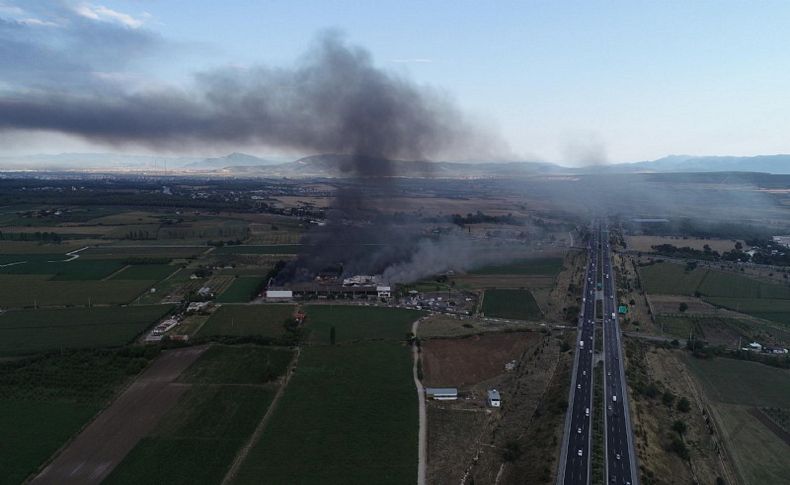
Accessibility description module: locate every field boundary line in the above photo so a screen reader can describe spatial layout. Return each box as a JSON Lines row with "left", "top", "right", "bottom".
{"left": 221, "top": 346, "right": 301, "bottom": 485}
{"left": 412, "top": 317, "right": 427, "bottom": 485}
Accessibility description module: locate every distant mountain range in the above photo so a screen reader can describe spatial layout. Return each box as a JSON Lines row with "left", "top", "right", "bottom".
{"left": 1, "top": 152, "right": 789, "bottom": 176}
{"left": 598, "top": 154, "right": 790, "bottom": 174}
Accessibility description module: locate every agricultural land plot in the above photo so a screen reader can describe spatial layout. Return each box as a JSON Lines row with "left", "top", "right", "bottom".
{"left": 216, "top": 276, "right": 266, "bottom": 303}
{"left": 0, "top": 259, "right": 124, "bottom": 280}
{"left": 196, "top": 304, "right": 295, "bottom": 338}
{"left": 639, "top": 262, "right": 709, "bottom": 295}
{"left": 481, "top": 289, "right": 542, "bottom": 320}
{"left": 178, "top": 344, "right": 293, "bottom": 385}
{"left": 0, "top": 305, "right": 173, "bottom": 356}
{"left": 32, "top": 346, "right": 207, "bottom": 485}
{"left": 109, "top": 264, "right": 177, "bottom": 281}
{"left": 304, "top": 305, "right": 423, "bottom": 344}
{"left": 106, "top": 345, "right": 289, "bottom": 485}
{"left": 232, "top": 341, "right": 417, "bottom": 485}
{"left": 648, "top": 295, "right": 720, "bottom": 315}
{"left": 0, "top": 275, "right": 158, "bottom": 308}
{"left": 704, "top": 297, "right": 790, "bottom": 325}
{"left": 214, "top": 244, "right": 303, "bottom": 255}
{"left": 0, "top": 348, "right": 162, "bottom": 485}
{"left": 80, "top": 246, "right": 206, "bottom": 259}
{"left": 654, "top": 315, "right": 754, "bottom": 346}
{"left": 0, "top": 253, "right": 67, "bottom": 265}
{"left": 468, "top": 256, "right": 564, "bottom": 276}
{"left": 626, "top": 236, "right": 741, "bottom": 254}
{"left": 420, "top": 332, "right": 541, "bottom": 387}
{"left": 682, "top": 355, "right": 790, "bottom": 484}
{"left": 697, "top": 270, "right": 790, "bottom": 299}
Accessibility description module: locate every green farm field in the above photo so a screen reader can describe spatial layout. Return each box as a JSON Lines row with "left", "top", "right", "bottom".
{"left": 682, "top": 356, "right": 790, "bottom": 408}
{"left": 304, "top": 305, "right": 423, "bottom": 344}
{"left": 80, "top": 246, "right": 206, "bottom": 259}
{"left": 216, "top": 276, "right": 265, "bottom": 303}
{"left": 178, "top": 345, "right": 293, "bottom": 385}
{"left": 214, "top": 244, "right": 302, "bottom": 255}
{"left": 232, "top": 342, "right": 417, "bottom": 485}
{"left": 682, "top": 355, "right": 790, "bottom": 484}
{"left": 109, "top": 264, "right": 177, "bottom": 281}
{"left": 0, "top": 275, "right": 157, "bottom": 308}
{"left": 469, "top": 256, "right": 564, "bottom": 276}
{"left": 704, "top": 297, "right": 790, "bottom": 325}
{"left": 640, "top": 262, "right": 790, "bottom": 299}
{"left": 0, "top": 259, "right": 124, "bottom": 280}
{"left": 196, "top": 304, "right": 295, "bottom": 338}
{"left": 0, "top": 349, "right": 158, "bottom": 484}
{"left": 482, "top": 289, "right": 542, "bottom": 320}
{"left": 0, "top": 305, "right": 172, "bottom": 356}
{"left": 107, "top": 345, "right": 285, "bottom": 485}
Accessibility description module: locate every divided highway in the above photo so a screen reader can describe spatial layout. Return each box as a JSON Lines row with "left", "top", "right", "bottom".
{"left": 602, "top": 228, "right": 638, "bottom": 485}
{"left": 557, "top": 230, "right": 598, "bottom": 485}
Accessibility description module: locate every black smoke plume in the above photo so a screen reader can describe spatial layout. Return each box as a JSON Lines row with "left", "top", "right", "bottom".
{"left": 0, "top": 31, "right": 497, "bottom": 282}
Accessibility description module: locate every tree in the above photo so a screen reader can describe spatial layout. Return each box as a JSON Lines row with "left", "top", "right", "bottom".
{"left": 672, "top": 420, "right": 687, "bottom": 435}
{"left": 678, "top": 302, "right": 689, "bottom": 313}
{"left": 677, "top": 397, "right": 691, "bottom": 412}
{"left": 329, "top": 326, "right": 336, "bottom": 345}
{"left": 662, "top": 390, "right": 675, "bottom": 407}
{"left": 669, "top": 435, "right": 689, "bottom": 459}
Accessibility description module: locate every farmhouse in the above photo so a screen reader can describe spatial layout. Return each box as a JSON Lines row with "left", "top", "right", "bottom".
{"left": 266, "top": 290, "right": 293, "bottom": 300}
{"left": 425, "top": 387, "right": 458, "bottom": 401}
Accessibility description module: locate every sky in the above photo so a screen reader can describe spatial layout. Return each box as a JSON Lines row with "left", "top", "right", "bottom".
{"left": 2, "top": 0, "right": 790, "bottom": 165}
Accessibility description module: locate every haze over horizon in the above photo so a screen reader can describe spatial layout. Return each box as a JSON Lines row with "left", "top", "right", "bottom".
{"left": 3, "top": 1, "right": 790, "bottom": 165}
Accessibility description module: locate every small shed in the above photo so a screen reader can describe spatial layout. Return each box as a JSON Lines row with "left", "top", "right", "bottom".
{"left": 425, "top": 387, "right": 458, "bottom": 401}
{"left": 266, "top": 290, "right": 293, "bottom": 299}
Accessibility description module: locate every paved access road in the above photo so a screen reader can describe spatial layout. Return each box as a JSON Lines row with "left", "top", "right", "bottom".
{"left": 558, "top": 231, "right": 598, "bottom": 485}
{"left": 602, "top": 229, "right": 638, "bottom": 485}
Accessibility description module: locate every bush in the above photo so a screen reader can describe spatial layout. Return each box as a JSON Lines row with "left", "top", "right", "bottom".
{"left": 672, "top": 420, "right": 687, "bottom": 435}
{"left": 669, "top": 435, "right": 689, "bottom": 460}
{"left": 662, "top": 390, "right": 676, "bottom": 407}
{"left": 677, "top": 397, "right": 691, "bottom": 413}
{"left": 502, "top": 440, "right": 522, "bottom": 462}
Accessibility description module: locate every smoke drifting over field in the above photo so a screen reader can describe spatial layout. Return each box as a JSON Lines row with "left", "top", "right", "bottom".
{"left": 0, "top": 32, "right": 491, "bottom": 162}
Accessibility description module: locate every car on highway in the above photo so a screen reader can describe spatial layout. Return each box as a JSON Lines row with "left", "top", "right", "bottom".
{"left": 577, "top": 427, "right": 582, "bottom": 434}
{"left": 577, "top": 449, "right": 583, "bottom": 457}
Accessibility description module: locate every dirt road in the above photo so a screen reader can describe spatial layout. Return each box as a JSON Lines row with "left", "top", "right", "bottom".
{"left": 31, "top": 345, "right": 208, "bottom": 485}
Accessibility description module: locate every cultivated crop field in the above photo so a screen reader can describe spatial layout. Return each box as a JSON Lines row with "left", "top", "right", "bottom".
{"left": 481, "top": 289, "right": 542, "bottom": 320}
{"left": 196, "top": 304, "right": 295, "bottom": 338}
{"left": 304, "top": 305, "right": 422, "bottom": 344}
{"left": 469, "top": 256, "right": 564, "bottom": 276}
{"left": 0, "top": 305, "right": 173, "bottom": 356}
{"left": 682, "top": 356, "right": 790, "bottom": 484}
{"left": 639, "top": 262, "right": 709, "bottom": 295}
{"left": 178, "top": 345, "right": 293, "bottom": 385}
{"left": 81, "top": 246, "right": 206, "bottom": 259}
{"left": 0, "top": 348, "right": 159, "bottom": 484}
{"left": 214, "top": 244, "right": 302, "bottom": 255}
{"left": 641, "top": 262, "right": 790, "bottom": 324}
{"left": 704, "top": 297, "right": 790, "bottom": 325}
{"left": 109, "top": 264, "right": 177, "bottom": 281}
{"left": 216, "top": 276, "right": 265, "bottom": 303}
{"left": 232, "top": 342, "right": 417, "bottom": 485}
{"left": 106, "top": 345, "right": 287, "bottom": 485}
{"left": 0, "top": 275, "right": 157, "bottom": 308}
{"left": 0, "top": 259, "right": 124, "bottom": 279}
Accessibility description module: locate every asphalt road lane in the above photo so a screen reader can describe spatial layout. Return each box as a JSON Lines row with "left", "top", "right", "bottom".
{"left": 602, "top": 231, "right": 638, "bottom": 485}
{"left": 558, "top": 232, "right": 599, "bottom": 485}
